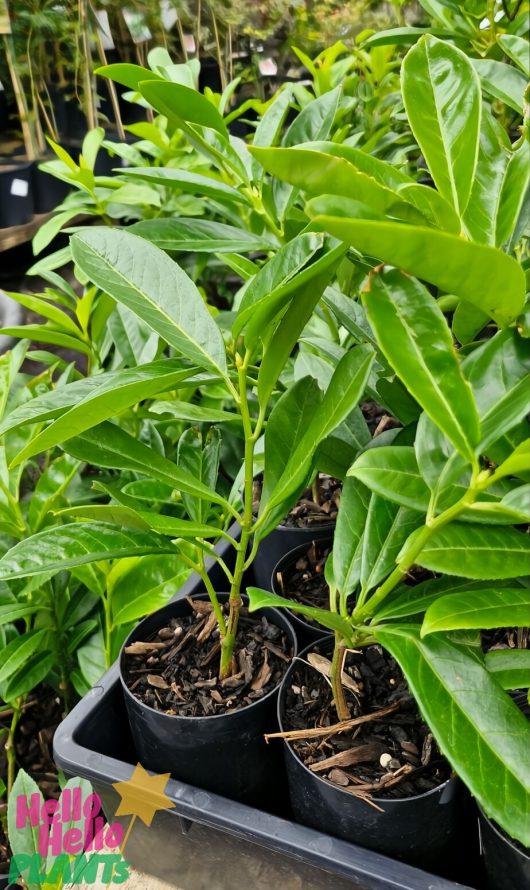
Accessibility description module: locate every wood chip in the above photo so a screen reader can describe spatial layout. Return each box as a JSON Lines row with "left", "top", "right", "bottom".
{"left": 147, "top": 675, "right": 169, "bottom": 690}
{"left": 309, "top": 742, "right": 383, "bottom": 773}
{"left": 221, "top": 671, "right": 245, "bottom": 688}
{"left": 124, "top": 641, "right": 169, "bottom": 656}
{"left": 186, "top": 597, "right": 213, "bottom": 614}
{"left": 251, "top": 651, "right": 272, "bottom": 691}
{"left": 264, "top": 641, "right": 291, "bottom": 662}
{"left": 421, "top": 732, "right": 433, "bottom": 766}
{"left": 197, "top": 611, "right": 218, "bottom": 643}
{"left": 265, "top": 700, "right": 404, "bottom": 742}
{"left": 328, "top": 768, "right": 350, "bottom": 787}
{"left": 210, "top": 689, "right": 224, "bottom": 704}
{"left": 307, "top": 653, "right": 361, "bottom": 695}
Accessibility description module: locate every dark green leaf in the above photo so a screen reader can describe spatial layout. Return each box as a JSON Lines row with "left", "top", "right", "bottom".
{"left": 422, "top": 588, "right": 530, "bottom": 635}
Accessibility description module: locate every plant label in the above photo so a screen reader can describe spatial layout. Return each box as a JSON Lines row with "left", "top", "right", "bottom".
{"left": 11, "top": 179, "right": 29, "bottom": 198}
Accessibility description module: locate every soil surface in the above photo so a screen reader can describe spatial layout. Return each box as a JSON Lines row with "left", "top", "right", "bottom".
{"left": 254, "top": 474, "right": 341, "bottom": 530}
{"left": 281, "top": 644, "right": 451, "bottom": 803}
{"left": 361, "top": 400, "right": 401, "bottom": 436}
{"left": 274, "top": 538, "right": 333, "bottom": 623}
{"left": 122, "top": 598, "right": 293, "bottom": 717}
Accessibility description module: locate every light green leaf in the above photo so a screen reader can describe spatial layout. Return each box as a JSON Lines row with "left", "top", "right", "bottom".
{"left": 362, "top": 268, "right": 480, "bottom": 461}
{"left": 402, "top": 35, "right": 481, "bottom": 214}
{"left": 122, "top": 167, "right": 248, "bottom": 204}
{"left": 472, "top": 58, "right": 526, "bottom": 112}
{"left": 129, "top": 218, "right": 276, "bottom": 253}
{"left": 497, "top": 35, "right": 530, "bottom": 76}
{"left": 140, "top": 79, "right": 228, "bottom": 137}
{"left": 71, "top": 228, "right": 228, "bottom": 379}
{"left": 307, "top": 210, "right": 525, "bottom": 327}
{"left": 246, "top": 586, "right": 352, "bottom": 638}
{"left": 112, "top": 555, "right": 190, "bottom": 626}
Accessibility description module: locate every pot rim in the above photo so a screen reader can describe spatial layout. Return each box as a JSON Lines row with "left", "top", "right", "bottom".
{"left": 120, "top": 592, "right": 298, "bottom": 724}
{"left": 271, "top": 536, "right": 335, "bottom": 634}
{"left": 277, "top": 636, "right": 457, "bottom": 805}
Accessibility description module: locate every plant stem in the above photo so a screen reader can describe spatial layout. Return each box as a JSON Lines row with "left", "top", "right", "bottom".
{"left": 219, "top": 352, "right": 258, "bottom": 679}
{"left": 6, "top": 701, "right": 22, "bottom": 796}
{"left": 330, "top": 635, "right": 350, "bottom": 721}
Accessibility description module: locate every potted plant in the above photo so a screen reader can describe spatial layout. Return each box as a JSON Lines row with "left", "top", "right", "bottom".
{"left": 0, "top": 211, "right": 376, "bottom": 811}
{"left": 248, "top": 262, "right": 530, "bottom": 866}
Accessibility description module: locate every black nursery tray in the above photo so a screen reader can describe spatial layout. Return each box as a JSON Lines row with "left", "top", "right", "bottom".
{"left": 53, "top": 553, "right": 481, "bottom": 890}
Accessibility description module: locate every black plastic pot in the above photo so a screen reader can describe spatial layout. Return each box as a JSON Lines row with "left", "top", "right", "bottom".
{"left": 271, "top": 537, "right": 333, "bottom": 646}
{"left": 479, "top": 809, "right": 530, "bottom": 890}
{"left": 252, "top": 522, "right": 335, "bottom": 590}
{"left": 120, "top": 593, "right": 297, "bottom": 812}
{"left": 53, "top": 533, "right": 479, "bottom": 890}
{"left": 0, "top": 160, "right": 34, "bottom": 228}
{"left": 31, "top": 161, "right": 70, "bottom": 214}
{"left": 278, "top": 638, "right": 468, "bottom": 878}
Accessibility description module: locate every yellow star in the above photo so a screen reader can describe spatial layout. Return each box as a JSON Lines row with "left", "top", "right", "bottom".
{"left": 112, "top": 763, "right": 175, "bottom": 827}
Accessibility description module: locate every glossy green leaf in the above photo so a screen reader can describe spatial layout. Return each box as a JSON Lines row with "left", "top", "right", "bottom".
{"left": 233, "top": 233, "right": 323, "bottom": 339}
{"left": 262, "top": 376, "right": 322, "bottom": 505}
{"left": 256, "top": 245, "right": 346, "bottom": 408}
{"left": 307, "top": 210, "right": 525, "bottom": 327}
{"left": 462, "top": 110, "right": 510, "bottom": 245}
{"left": 0, "top": 629, "right": 50, "bottom": 684}
{"left": 402, "top": 35, "right": 481, "bottom": 214}
{"left": 0, "top": 359, "right": 196, "bottom": 439}
{"left": 147, "top": 401, "right": 239, "bottom": 424}
{"left": 372, "top": 576, "right": 503, "bottom": 622}
{"left": 4, "top": 291, "right": 80, "bottom": 336}
{"left": 408, "top": 523, "right": 530, "bottom": 579}
{"left": 140, "top": 79, "right": 228, "bottom": 137}
{"left": 4, "top": 652, "right": 55, "bottom": 700}
{"left": 495, "top": 143, "right": 530, "bottom": 249}
{"left": 111, "top": 555, "right": 190, "bottom": 626}
{"left": 284, "top": 86, "right": 341, "bottom": 146}
{"left": 122, "top": 168, "right": 248, "bottom": 204}
{"left": 62, "top": 422, "right": 230, "bottom": 511}
{"left": 71, "top": 228, "right": 228, "bottom": 379}
{"left": 253, "top": 87, "right": 293, "bottom": 148}
{"left": 330, "top": 478, "right": 371, "bottom": 595}
{"left": 96, "top": 63, "right": 162, "bottom": 91}
{"left": 177, "top": 427, "right": 220, "bottom": 524}
{"left": 246, "top": 586, "right": 352, "bottom": 638}
{"left": 375, "top": 625, "right": 530, "bottom": 846}
{"left": 0, "top": 603, "right": 42, "bottom": 626}
{"left": 108, "top": 304, "right": 158, "bottom": 366}
{"left": 472, "top": 58, "right": 526, "bottom": 112}
{"left": 129, "top": 218, "right": 276, "bottom": 253}
{"left": 257, "top": 345, "right": 374, "bottom": 538}
{"left": 0, "top": 523, "right": 177, "bottom": 580}
{"left": 8, "top": 362, "right": 199, "bottom": 467}
{"left": 349, "top": 447, "right": 430, "bottom": 511}
{"left": 250, "top": 147, "right": 401, "bottom": 214}
{"left": 0, "top": 325, "right": 91, "bottom": 357}
{"left": 362, "top": 268, "right": 480, "bottom": 461}
{"left": 485, "top": 649, "right": 530, "bottom": 690}
{"left": 497, "top": 35, "right": 530, "bottom": 76}
{"left": 360, "top": 500, "right": 422, "bottom": 595}
{"left": 422, "top": 588, "right": 530, "bottom": 636}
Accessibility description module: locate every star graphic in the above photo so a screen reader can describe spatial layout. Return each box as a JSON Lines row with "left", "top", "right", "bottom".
{"left": 112, "top": 763, "right": 175, "bottom": 828}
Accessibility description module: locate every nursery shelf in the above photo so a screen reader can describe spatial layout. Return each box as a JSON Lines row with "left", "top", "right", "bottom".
{"left": 0, "top": 212, "right": 53, "bottom": 252}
